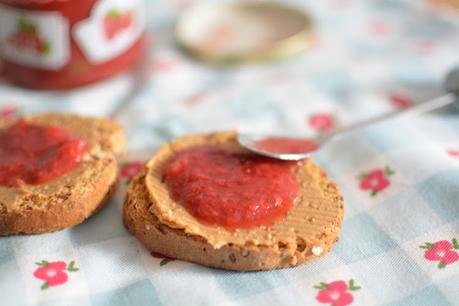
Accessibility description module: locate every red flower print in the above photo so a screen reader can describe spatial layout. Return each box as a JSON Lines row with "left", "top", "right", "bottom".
{"left": 0, "top": 105, "right": 18, "bottom": 119}
{"left": 415, "top": 41, "right": 434, "bottom": 55}
{"left": 420, "top": 239, "right": 459, "bottom": 269}
{"left": 309, "top": 113, "right": 334, "bottom": 132}
{"left": 314, "top": 279, "right": 360, "bottom": 306}
{"left": 120, "top": 161, "right": 143, "bottom": 183}
{"left": 390, "top": 94, "right": 413, "bottom": 109}
{"left": 447, "top": 149, "right": 459, "bottom": 159}
{"left": 33, "top": 260, "right": 79, "bottom": 290}
{"left": 184, "top": 93, "right": 206, "bottom": 106}
{"left": 151, "top": 58, "right": 177, "bottom": 73}
{"left": 369, "top": 20, "right": 389, "bottom": 36}
{"left": 151, "top": 251, "right": 176, "bottom": 266}
{"left": 358, "top": 166, "right": 394, "bottom": 197}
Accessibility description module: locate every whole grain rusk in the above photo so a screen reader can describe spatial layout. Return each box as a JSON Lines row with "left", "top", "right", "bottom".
{"left": 0, "top": 113, "right": 126, "bottom": 235}
{"left": 123, "top": 131, "right": 344, "bottom": 271}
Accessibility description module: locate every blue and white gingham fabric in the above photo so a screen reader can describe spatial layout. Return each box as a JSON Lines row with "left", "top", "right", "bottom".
{"left": 1, "top": 0, "right": 459, "bottom": 305}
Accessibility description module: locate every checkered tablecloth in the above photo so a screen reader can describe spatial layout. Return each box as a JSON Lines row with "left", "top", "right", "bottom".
{"left": 1, "top": 0, "right": 459, "bottom": 305}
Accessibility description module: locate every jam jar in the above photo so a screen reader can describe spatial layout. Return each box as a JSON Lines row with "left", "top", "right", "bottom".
{"left": 0, "top": 0, "right": 146, "bottom": 89}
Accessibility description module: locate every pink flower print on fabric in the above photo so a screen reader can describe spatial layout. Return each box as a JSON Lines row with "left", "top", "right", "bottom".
{"left": 150, "top": 251, "right": 176, "bottom": 266}
{"left": 358, "top": 166, "right": 395, "bottom": 197}
{"left": 33, "top": 260, "right": 79, "bottom": 290}
{"left": 120, "top": 161, "right": 143, "bottom": 184}
{"left": 315, "top": 279, "right": 361, "bottom": 306}
{"left": 420, "top": 239, "right": 459, "bottom": 269}
{"left": 447, "top": 149, "right": 459, "bottom": 159}
{"left": 309, "top": 113, "right": 334, "bottom": 132}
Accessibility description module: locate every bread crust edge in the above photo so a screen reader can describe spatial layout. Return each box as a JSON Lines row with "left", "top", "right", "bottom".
{"left": 124, "top": 175, "right": 342, "bottom": 271}
{"left": 0, "top": 113, "right": 126, "bottom": 235}
{"left": 0, "top": 167, "right": 119, "bottom": 235}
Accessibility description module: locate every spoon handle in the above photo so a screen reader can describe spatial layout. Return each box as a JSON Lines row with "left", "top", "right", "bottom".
{"left": 322, "top": 92, "right": 457, "bottom": 143}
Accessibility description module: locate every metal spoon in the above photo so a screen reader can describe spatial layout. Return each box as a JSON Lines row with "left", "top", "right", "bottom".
{"left": 238, "top": 66, "right": 459, "bottom": 160}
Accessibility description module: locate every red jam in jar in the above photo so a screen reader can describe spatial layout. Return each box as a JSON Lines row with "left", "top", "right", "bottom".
{"left": 0, "top": 0, "right": 146, "bottom": 89}
{"left": 0, "top": 121, "right": 89, "bottom": 187}
{"left": 164, "top": 146, "right": 300, "bottom": 230}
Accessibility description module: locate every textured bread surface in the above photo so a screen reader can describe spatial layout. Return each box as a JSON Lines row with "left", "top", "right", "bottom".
{"left": 124, "top": 131, "right": 344, "bottom": 271}
{"left": 0, "top": 113, "right": 126, "bottom": 235}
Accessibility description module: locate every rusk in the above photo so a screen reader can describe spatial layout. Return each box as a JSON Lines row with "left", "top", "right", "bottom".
{"left": 0, "top": 113, "right": 126, "bottom": 235}
{"left": 124, "top": 131, "right": 344, "bottom": 271}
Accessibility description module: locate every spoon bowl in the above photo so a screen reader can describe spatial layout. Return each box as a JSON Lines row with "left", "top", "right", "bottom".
{"left": 237, "top": 134, "right": 318, "bottom": 160}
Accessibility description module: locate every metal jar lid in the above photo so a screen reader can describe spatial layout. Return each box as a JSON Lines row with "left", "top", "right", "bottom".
{"left": 175, "top": 2, "right": 314, "bottom": 64}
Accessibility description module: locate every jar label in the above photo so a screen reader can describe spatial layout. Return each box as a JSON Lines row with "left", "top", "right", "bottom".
{"left": 0, "top": 5, "right": 70, "bottom": 70}
{"left": 73, "top": 0, "right": 146, "bottom": 64}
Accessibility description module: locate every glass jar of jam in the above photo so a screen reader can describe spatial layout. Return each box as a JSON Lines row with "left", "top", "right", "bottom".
{"left": 0, "top": 0, "right": 146, "bottom": 89}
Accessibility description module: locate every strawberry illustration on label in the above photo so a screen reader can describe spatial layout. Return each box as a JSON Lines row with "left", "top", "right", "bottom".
{"left": 103, "top": 10, "right": 133, "bottom": 40}
{"left": 73, "top": 0, "right": 146, "bottom": 64}
{"left": 7, "top": 17, "right": 51, "bottom": 56}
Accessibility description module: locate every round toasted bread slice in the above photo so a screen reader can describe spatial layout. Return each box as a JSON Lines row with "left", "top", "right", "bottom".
{"left": 0, "top": 113, "right": 126, "bottom": 235}
{"left": 123, "top": 131, "right": 343, "bottom": 271}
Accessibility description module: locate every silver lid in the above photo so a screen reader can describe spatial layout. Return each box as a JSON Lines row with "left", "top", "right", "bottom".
{"left": 175, "top": 2, "right": 314, "bottom": 64}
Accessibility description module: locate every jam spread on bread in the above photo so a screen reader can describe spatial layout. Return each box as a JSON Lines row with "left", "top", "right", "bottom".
{"left": 164, "top": 146, "right": 299, "bottom": 230}
{"left": 0, "top": 121, "right": 88, "bottom": 187}
{"left": 254, "top": 137, "right": 318, "bottom": 154}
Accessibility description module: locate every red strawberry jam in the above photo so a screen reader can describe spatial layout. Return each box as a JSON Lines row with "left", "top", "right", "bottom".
{"left": 0, "top": 121, "right": 89, "bottom": 187}
{"left": 255, "top": 137, "right": 318, "bottom": 154}
{"left": 164, "top": 146, "right": 300, "bottom": 230}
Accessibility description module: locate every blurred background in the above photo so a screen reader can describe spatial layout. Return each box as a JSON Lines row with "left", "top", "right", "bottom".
{"left": 0, "top": 0, "right": 459, "bottom": 153}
